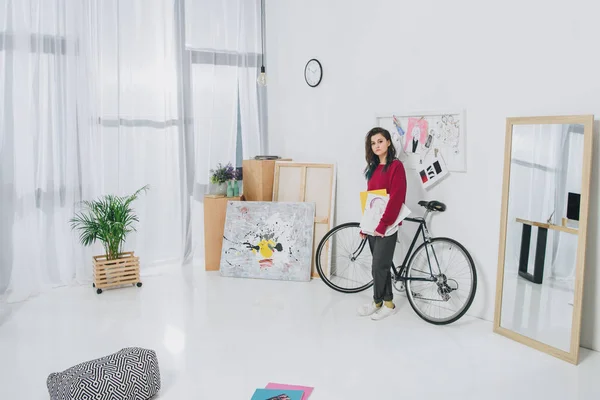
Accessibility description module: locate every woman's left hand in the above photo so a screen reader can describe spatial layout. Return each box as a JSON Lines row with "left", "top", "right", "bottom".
{"left": 374, "top": 231, "right": 385, "bottom": 237}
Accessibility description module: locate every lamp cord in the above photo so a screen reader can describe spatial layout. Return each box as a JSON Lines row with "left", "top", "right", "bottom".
{"left": 260, "top": 0, "right": 265, "bottom": 69}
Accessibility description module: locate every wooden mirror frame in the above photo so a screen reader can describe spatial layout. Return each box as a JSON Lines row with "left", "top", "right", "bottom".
{"left": 493, "top": 115, "right": 594, "bottom": 364}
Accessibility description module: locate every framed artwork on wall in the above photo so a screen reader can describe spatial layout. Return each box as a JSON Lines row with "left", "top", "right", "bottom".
{"left": 375, "top": 110, "right": 466, "bottom": 172}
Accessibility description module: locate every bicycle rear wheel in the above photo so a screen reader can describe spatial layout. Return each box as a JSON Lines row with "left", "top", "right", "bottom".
{"left": 405, "top": 237, "right": 477, "bottom": 325}
{"left": 315, "top": 222, "right": 373, "bottom": 293}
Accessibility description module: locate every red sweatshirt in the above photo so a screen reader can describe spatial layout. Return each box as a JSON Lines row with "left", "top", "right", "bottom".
{"left": 367, "top": 160, "right": 407, "bottom": 235}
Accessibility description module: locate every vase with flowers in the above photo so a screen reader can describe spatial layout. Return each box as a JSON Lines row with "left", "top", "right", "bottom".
{"left": 209, "top": 162, "right": 236, "bottom": 196}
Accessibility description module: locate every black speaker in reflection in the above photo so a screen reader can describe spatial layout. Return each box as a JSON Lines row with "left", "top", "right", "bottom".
{"left": 566, "top": 192, "right": 580, "bottom": 221}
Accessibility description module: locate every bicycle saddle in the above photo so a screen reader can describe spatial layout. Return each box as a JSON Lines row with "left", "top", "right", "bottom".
{"left": 418, "top": 200, "right": 446, "bottom": 212}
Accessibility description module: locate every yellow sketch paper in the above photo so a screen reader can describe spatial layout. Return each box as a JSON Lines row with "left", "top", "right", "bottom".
{"left": 360, "top": 189, "right": 387, "bottom": 214}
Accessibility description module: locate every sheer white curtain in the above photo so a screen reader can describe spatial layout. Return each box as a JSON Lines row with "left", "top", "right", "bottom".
{"left": 88, "top": 0, "right": 186, "bottom": 267}
{"left": 0, "top": 0, "right": 265, "bottom": 302}
{"left": 0, "top": 0, "right": 93, "bottom": 302}
{"left": 184, "top": 0, "right": 265, "bottom": 262}
{"left": 550, "top": 125, "right": 583, "bottom": 281}
{"left": 0, "top": 0, "right": 189, "bottom": 303}
{"left": 185, "top": 0, "right": 263, "bottom": 187}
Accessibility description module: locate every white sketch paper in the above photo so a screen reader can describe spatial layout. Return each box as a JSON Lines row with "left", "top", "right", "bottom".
{"left": 360, "top": 193, "right": 411, "bottom": 236}
{"left": 220, "top": 201, "right": 315, "bottom": 282}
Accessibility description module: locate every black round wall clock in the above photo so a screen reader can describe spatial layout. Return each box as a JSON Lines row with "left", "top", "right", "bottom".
{"left": 304, "top": 59, "right": 323, "bottom": 87}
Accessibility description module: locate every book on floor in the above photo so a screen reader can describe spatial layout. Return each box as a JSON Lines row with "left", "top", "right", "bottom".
{"left": 251, "top": 388, "right": 304, "bottom": 400}
{"left": 265, "top": 383, "right": 313, "bottom": 400}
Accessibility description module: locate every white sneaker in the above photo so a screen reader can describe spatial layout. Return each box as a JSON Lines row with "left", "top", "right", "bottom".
{"left": 371, "top": 304, "right": 397, "bottom": 320}
{"left": 357, "top": 302, "right": 381, "bottom": 316}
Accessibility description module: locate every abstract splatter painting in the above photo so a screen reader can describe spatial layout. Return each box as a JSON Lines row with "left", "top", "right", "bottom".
{"left": 220, "top": 201, "right": 315, "bottom": 282}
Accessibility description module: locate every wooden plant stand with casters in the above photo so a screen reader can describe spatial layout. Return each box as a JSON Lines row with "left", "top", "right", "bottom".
{"left": 92, "top": 252, "right": 141, "bottom": 294}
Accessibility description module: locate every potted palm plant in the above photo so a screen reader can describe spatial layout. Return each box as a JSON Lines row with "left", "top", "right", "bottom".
{"left": 70, "top": 185, "right": 149, "bottom": 294}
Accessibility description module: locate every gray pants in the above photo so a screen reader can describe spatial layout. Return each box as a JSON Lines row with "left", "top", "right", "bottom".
{"left": 368, "top": 232, "right": 398, "bottom": 303}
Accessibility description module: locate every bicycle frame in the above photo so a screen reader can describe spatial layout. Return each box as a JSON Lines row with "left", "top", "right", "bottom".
{"left": 356, "top": 210, "right": 439, "bottom": 282}
{"left": 351, "top": 209, "right": 442, "bottom": 283}
{"left": 390, "top": 216, "right": 438, "bottom": 283}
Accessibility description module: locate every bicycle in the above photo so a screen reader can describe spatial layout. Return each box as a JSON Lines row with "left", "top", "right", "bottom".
{"left": 315, "top": 200, "right": 477, "bottom": 325}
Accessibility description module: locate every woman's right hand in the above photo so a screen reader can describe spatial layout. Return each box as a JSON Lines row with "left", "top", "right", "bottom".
{"left": 359, "top": 232, "right": 366, "bottom": 240}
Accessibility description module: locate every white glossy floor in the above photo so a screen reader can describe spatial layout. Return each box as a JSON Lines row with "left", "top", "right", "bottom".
{"left": 501, "top": 272, "right": 575, "bottom": 352}
{"left": 1, "top": 266, "right": 599, "bottom": 399}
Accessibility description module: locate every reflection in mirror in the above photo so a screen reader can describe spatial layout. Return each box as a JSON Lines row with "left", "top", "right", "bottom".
{"left": 496, "top": 118, "right": 592, "bottom": 362}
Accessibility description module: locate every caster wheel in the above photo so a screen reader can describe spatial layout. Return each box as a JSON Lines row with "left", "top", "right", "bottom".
{"left": 136, "top": 282, "right": 142, "bottom": 288}
{"left": 96, "top": 288, "right": 103, "bottom": 294}
{"left": 93, "top": 283, "right": 96, "bottom": 288}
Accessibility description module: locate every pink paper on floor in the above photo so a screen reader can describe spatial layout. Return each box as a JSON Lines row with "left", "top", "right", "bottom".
{"left": 265, "top": 383, "right": 314, "bottom": 400}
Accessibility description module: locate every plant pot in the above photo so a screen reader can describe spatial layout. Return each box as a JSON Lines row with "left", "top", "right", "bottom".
{"left": 92, "top": 251, "right": 141, "bottom": 294}
{"left": 209, "top": 182, "right": 227, "bottom": 196}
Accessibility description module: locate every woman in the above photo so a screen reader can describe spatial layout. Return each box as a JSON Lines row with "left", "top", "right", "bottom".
{"left": 358, "top": 127, "right": 407, "bottom": 321}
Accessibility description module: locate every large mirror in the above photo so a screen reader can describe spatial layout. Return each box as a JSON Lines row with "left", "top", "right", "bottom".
{"left": 494, "top": 115, "right": 594, "bottom": 364}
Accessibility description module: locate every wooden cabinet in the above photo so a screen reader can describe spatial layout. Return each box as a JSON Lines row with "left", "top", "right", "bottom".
{"left": 242, "top": 158, "right": 291, "bottom": 201}
{"left": 203, "top": 195, "right": 242, "bottom": 271}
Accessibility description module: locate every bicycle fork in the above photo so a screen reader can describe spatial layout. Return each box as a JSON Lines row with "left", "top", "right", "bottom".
{"left": 352, "top": 238, "right": 369, "bottom": 261}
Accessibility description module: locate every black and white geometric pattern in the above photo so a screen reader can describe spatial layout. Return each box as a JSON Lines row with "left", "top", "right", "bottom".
{"left": 47, "top": 347, "right": 161, "bottom": 400}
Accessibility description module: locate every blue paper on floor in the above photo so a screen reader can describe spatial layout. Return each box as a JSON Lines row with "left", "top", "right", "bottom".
{"left": 251, "top": 388, "right": 304, "bottom": 400}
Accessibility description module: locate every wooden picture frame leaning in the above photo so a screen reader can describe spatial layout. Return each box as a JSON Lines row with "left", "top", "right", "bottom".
{"left": 272, "top": 162, "right": 336, "bottom": 278}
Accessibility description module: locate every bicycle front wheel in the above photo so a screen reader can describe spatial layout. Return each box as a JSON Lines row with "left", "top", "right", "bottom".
{"left": 405, "top": 237, "right": 477, "bottom": 325}
{"left": 315, "top": 222, "right": 374, "bottom": 293}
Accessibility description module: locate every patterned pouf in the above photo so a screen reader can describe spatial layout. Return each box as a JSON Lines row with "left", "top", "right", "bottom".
{"left": 47, "top": 347, "right": 161, "bottom": 400}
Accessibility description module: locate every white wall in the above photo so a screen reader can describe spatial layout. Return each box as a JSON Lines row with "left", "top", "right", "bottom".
{"left": 265, "top": 0, "right": 600, "bottom": 350}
